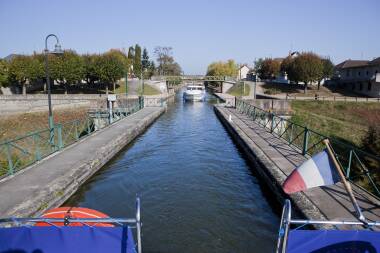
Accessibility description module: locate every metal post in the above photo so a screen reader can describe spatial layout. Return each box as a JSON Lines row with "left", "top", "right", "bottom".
{"left": 57, "top": 124, "right": 63, "bottom": 150}
{"left": 6, "top": 143, "right": 14, "bottom": 175}
{"left": 302, "top": 127, "right": 309, "bottom": 155}
{"left": 33, "top": 134, "right": 41, "bottom": 161}
{"left": 136, "top": 197, "right": 142, "bottom": 253}
{"left": 347, "top": 150, "right": 353, "bottom": 178}
{"left": 45, "top": 53, "right": 54, "bottom": 146}
{"left": 44, "top": 34, "right": 63, "bottom": 147}
{"left": 270, "top": 113, "right": 275, "bottom": 133}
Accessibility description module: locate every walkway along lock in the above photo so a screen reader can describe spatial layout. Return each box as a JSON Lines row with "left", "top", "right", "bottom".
{"left": 234, "top": 98, "right": 380, "bottom": 198}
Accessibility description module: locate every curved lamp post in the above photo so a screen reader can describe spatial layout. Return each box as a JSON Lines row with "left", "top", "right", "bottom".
{"left": 44, "top": 34, "right": 63, "bottom": 146}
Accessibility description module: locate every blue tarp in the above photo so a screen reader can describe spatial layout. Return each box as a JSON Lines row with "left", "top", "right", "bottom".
{"left": 287, "top": 230, "right": 380, "bottom": 253}
{"left": 0, "top": 226, "right": 136, "bottom": 253}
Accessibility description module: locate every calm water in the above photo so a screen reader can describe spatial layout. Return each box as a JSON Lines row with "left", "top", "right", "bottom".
{"left": 65, "top": 91, "right": 279, "bottom": 253}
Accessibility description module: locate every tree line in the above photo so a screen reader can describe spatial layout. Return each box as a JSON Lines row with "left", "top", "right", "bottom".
{"left": 0, "top": 45, "right": 182, "bottom": 95}
{"left": 255, "top": 52, "right": 334, "bottom": 93}
{"left": 206, "top": 59, "right": 238, "bottom": 77}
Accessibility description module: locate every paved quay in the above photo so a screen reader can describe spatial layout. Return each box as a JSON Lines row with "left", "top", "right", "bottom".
{"left": 214, "top": 105, "right": 380, "bottom": 228}
{"left": 0, "top": 106, "right": 165, "bottom": 218}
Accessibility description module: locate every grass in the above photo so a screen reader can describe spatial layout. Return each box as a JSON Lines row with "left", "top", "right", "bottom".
{"left": 290, "top": 100, "right": 380, "bottom": 146}
{"left": 0, "top": 108, "right": 89, "bottom": 142}
{"left": 227, "top": 82, "right": 250, "bottom": 96}
{"left": 114, "top": 80, "right": 161, "bottom": 95}
{"left": 137, "top": 84, "right": 161, "bottom": 95}
{"left": 262, "top": 82, "right": 362, "bottom": 97}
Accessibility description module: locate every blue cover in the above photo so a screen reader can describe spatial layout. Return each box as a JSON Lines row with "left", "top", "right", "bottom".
{"left": 287, "top": 230, "right": 380, "bottom": 253}
{"left": 0, "top": 226, "right": 136, "bottom": 253}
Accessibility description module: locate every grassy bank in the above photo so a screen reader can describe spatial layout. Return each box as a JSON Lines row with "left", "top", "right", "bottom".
{"left": 0, "top": 108, "right": 89, "bottom": 142}
{"left": 227, "top": 82, "right": 250, "bottom": 96}
{"left": 290, "top": 100, "right": 380, "bottom": 146}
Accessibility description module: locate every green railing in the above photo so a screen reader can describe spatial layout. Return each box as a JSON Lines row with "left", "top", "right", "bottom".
{"left": 0, "top": 99, "right": 142, "bottom": 179}
{"left": 235, "top": 98, "right": 380, "bottom": 198}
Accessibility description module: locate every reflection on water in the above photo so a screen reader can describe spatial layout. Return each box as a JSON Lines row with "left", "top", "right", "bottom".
{"left": 65, "top": 91, "right": 279, "bottom": 253}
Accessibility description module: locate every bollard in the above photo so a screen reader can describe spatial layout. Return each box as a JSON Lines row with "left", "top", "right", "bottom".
{"left": 229, "top": 114, "right": 232, "bottom": 122}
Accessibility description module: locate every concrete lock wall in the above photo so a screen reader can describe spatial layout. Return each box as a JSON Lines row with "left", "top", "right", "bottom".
{"left": 0, "top": 94, "right": 142, "bottom": 116}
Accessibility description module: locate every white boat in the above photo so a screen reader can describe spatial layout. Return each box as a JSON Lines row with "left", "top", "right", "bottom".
{"left": 183, "top": 84, "right": 206, "bottom": 101}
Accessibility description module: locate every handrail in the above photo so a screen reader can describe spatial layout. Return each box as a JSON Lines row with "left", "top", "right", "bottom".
{"left": 0, "top": 99, "right": 142, "bottom": 179}
{"left": 235, "top": 98, "right": 380, "bottom": 198}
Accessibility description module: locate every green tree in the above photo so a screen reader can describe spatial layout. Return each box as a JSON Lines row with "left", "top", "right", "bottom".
{"left": 319, "top": 58, "right": 334, "bottom": 89}
{"left": 280, "top": 56, "right": 297, "bottom": 82}
{"left": 8, "top": 55, "right": 43, "bottom": 95}
{"left": 0, "top": 59, "right": 9, "bottom": 87}
{"left": 49, "top": 50, "right": 85, "bottom": 94}
{"left": 83, "top": 54, "right": 100, "bottom": 85}
{"left": 134, "top": 44, "right": 142, "bottom": 78}
{"left": 206, "top": 60, "right": 238, "bottom": 77}
{"left": 292, "top": 52, "right": 323, "bottom": 93}
{"left": 258, "top": 58, "right": 281, "bottom": 80}
{"left": 142, "top": 48, "right": 150, "bottom": 77}
{"left": 94, "top": 53, "right": 124, "bottom": 94}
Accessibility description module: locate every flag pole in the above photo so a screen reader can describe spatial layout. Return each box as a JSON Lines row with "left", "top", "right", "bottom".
{"left": 323, "top": 139, "right": 366, "bottom": 222}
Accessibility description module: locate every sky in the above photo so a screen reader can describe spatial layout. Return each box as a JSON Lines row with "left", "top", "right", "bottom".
{"left": 0, "top": 0, "right": 379, "bottom": 74}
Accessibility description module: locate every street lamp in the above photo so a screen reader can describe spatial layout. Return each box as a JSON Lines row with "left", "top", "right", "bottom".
{"left": 44, "top": 34, "right": 63, "bottom": 145}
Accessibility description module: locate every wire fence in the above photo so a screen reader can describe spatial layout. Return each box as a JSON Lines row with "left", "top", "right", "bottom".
{"left": 235, "top": 98, "right": 380, "bottom": 198}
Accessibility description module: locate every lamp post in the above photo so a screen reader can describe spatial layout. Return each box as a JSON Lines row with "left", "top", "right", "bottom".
{"left": 44, "top": 34, "right": 63, "bottom": 145}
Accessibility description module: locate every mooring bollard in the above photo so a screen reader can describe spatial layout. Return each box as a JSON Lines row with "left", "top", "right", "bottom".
{"left": 229, "top": 114, "right": 232, "bottom": 122}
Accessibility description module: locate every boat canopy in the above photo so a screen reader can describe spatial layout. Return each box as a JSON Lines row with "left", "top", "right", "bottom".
{"left": 287, "top": 230, "right": 380, "bottom": 252}
{"left": 277, "top": 199, "right": 380, "bottom": 253}
{"left": 0, "top": 226, "right": 136, "bottom": 253}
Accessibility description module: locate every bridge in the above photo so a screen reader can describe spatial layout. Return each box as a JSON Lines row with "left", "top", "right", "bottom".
{"left": 152, "top": 75, "right": 237, "bottom": 82}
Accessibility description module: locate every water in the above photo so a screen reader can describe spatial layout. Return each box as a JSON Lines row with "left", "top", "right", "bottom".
{"left": 65, "top": 91, "right": 279, "bottom": 253}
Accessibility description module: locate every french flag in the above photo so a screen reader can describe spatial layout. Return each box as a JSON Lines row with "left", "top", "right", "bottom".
{"left": 283, "top": 149, "right": 340, "bottom": 194}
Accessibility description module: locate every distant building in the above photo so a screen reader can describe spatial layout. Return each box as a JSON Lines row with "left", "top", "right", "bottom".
{"left": 237, "top": 65, "right": 250, "bottom": 80}
{"left": 335, "top": 57, "right": 380, "bottom": 97}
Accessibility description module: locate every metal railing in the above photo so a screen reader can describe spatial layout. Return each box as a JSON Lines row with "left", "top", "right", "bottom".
{"left": 0, "top": 99, "right": 142, "bottom": 179}
{"left": 235, "top": 98, "right": 380, "bottom": 198}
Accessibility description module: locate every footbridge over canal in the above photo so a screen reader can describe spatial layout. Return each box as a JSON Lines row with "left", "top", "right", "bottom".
{"left": 214, "top": 95, "right": 380, "bottom": 227}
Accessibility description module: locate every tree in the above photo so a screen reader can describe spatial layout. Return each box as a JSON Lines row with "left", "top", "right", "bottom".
{"left": 0, "top": 59, "right": 9, "bottom": 87}
{"left": 94, "top": 53, "right": 124, "bottom": 94}
{"left": 292, "top": 52, "right": 323, "bottom": 93}
{"left": 134, "top": 44, "right": 142, "bottom": 78}
{"left": 258, "top": 58, "right": 281, "bottom": 80}
{"left": 83, "top": 54, "right": 100, "bottom": 85}
{"left": 154, "top": 46, "right": 182, "bottom": 76}
{"left": 280, "top": 56, "right": 297, "bottom": 82}
{"left": 206, "top": 59, "right": 238, "bottom": 77}
{"left": 319, "top": 58, "right": 334, "bottom": 89}
{"left": 8, "top": 55, "right": 43, "bottom": 95}
{"left": 49, "top": 50, "right": 85, "bottom": 94}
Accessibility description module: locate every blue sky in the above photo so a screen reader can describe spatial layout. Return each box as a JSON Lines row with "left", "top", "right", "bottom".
{"left": 0, "top": 0, "right": 379, "bottom": 74}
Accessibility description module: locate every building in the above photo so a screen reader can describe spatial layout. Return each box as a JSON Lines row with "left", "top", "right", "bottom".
{"left": 237, "top": 65, "right": 250, "bottom": 80}
{"left": 335, "top": 58, "right": 380, "bottom": 97}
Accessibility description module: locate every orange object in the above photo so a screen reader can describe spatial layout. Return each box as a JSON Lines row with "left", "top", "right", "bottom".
{"left": 35, "top": 207, "right": 114, "bottom": 227}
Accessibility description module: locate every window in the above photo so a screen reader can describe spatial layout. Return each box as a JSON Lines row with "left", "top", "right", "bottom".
{"left": 352, "top": 83, "right": 355, "bottom": 90}
{"left": 368, "top": 82, "right": 372, "bottom": 91}
{"left": 346, "top": 70, "right": 350, "bottom": 77}
{"left": 366, "top": 71, "right": 369, "bottom": 76}
{"left": 359, "top": 82, "right": 363, "bottom": 90}
{"left": 358, "top": 71, "right": 361, "bottom": 76}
